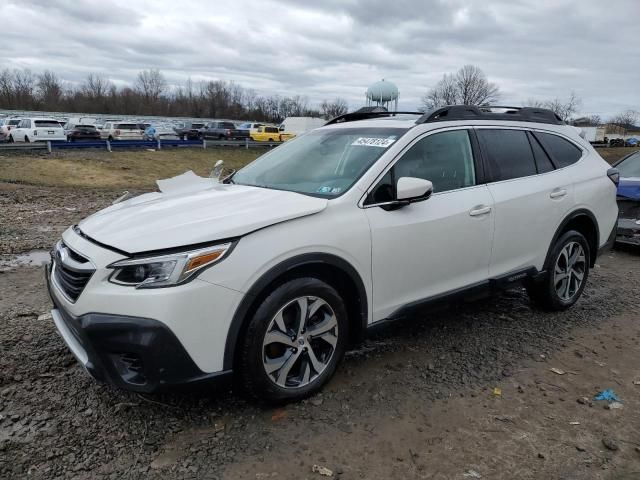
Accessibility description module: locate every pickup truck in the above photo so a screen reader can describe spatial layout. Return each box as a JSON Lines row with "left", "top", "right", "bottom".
{"left": 174, "top": 121, "right": 206, "bottom": 140}
{"left": 201, "top": 121, "right": 250, "bottom": 140}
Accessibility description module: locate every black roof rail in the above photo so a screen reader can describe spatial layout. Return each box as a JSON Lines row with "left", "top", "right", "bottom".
{"left": 325, "top": 107, "right": 424, "bottom": 125}
{"left": 416, "top": 105, "right": 564, "bottom": 125}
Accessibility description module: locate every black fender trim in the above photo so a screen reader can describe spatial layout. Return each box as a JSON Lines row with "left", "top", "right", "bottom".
{"left": 223, "top": 253, "right": 368, "bottom": 370}
{"left": 547, "top": 209, "right": 600, "bottom": 267}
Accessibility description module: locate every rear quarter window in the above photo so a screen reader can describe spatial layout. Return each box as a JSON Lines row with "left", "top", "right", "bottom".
{"left": 477, "top": 129, "right": 537, "bottom": 181}
{"left": 534, "top": 132, "right": 582, "bottom": 168}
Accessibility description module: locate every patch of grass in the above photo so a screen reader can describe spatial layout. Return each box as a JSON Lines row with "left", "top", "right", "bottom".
{"left": 597, "top": 147, "right": 639, "bottom": 164}
{"left": 0, "top": 147, "right": 263, "bottom": 189}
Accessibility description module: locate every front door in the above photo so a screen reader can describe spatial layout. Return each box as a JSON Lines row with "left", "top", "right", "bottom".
{"left": 364, "top": 128, "right": 494, "bottom": 321}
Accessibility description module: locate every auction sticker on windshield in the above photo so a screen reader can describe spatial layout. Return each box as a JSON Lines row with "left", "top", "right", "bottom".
{"left": 351, "top": 137, "right": 396, "bottom": 148}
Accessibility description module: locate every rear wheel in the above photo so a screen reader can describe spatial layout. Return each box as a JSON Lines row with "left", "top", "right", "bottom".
{"left": 239, "top": 277, "right": 348, "bottom": 403}
{"left": 24, "top": 135, "right": 30, "bottom": 143}
{"left": 527, "top": 230, "right": 590, "bottom": 311}
{"left": 8, "top": 135, "right": 13, "bottom": 143}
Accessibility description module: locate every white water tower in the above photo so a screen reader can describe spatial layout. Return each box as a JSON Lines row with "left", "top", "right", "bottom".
{"left": 365, "top": 79, "right": 399, "bottom": 110}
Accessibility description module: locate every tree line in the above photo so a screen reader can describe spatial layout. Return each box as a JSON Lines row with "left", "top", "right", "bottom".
{"left": 0, "top": 68, "right": 349, "bottom": 123}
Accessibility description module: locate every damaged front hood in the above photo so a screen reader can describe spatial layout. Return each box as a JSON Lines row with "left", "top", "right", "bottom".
{"left": 79, "top": 177, "right": 328, "bottom": 253}
{"left": 617, "top": 177, "right": 640, "bottom": 201}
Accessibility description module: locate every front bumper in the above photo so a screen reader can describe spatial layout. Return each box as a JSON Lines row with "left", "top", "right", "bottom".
{"left": 46, "top": 263, "right": 232, "bottom": 393}
{"left": 616, "top": 218, "right": 640, "bottom": 246}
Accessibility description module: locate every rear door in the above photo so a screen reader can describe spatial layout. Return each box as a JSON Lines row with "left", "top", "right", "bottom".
{"left": 476, "top": 128, "right": 575, "bottom": 276}
{"left": 365, "top": 128, "right": 495, "bottom": 320}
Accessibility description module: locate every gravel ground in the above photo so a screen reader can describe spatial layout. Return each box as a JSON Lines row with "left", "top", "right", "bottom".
{"left": 1, "top": 182, "right": 640, "bottom": 479}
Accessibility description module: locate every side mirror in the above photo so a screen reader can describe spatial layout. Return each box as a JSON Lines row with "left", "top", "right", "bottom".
{"left": 396, "top": 177, "right": 433, "bottom": 202}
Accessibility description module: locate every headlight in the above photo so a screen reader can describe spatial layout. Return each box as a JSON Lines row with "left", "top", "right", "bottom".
{"left": 108, "top": 243, "right": 232, "bottom": 288}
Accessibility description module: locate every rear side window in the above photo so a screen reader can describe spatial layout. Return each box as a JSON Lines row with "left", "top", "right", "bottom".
{"left": 534, "top": 132, "right": 582, "bottom": 168}
{"left": 527, "top": 132, "right": 555, "bottom": 174}
{"left": 116, "top": 123, "right": 138, "bottom": 130}
{"left": 220, "top": 122, "right": 236, "bottom": 129}
{"left": 477, "top": 129, "right": 536, "bottom": 181}
{"left": 265, "top": 127, "right": 279, "bottom": 133}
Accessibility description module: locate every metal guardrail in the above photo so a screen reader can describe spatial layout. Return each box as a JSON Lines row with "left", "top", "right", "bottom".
{"left": 0, "top": 138, "right": 283, "bottom": 153}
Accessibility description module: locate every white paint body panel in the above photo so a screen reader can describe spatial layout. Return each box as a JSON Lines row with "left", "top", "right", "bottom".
{"left": 48, "top": 118, "right": 619, "bottom": 377}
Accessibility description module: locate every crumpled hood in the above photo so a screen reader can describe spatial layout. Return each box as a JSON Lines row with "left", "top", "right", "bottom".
{"left": 79, "top": 183, "right": 327, "bottom": 254}
{"left": 617, "top": 177, "right": 640, "bottom": 201}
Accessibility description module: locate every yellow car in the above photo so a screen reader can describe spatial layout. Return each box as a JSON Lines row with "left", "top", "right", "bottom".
{"left": 250, "top": 126, "right": 281, "bottom": 142}
{"left": 278, "top": 131, "right": 296, "bottom": 142}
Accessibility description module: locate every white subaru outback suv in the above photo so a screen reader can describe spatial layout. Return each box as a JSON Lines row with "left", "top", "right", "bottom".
{"left": 46, "top": 106, "right": 619, "bottom": 402}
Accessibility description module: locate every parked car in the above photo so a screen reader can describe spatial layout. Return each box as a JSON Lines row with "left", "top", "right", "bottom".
{"left": 99, "top": 122, "right": 144, "bottom": 141}
{"left": 201, "top": 121, "right": 250, "bottom": 140}
{"left": 174, "top": 121, "right": 206, "bottom": 140}
{"left": 611, "top": 151, "right": 640, "bottom": 246}
{"left": 66, "top": 125, "right": 101, "bottom": 142}
{"left": 0, "top": 118, "right": 21, "bottom": 141}
{"left": 609, "top": 138, "right": 625, "bottom": 147}
{"left": 238, "top": 122, "right": 264, "bottom": 134}
{"left": 8, "top": 118, "right": 66, "bottom": 143}
{"left": 250, "top": 125, "right": 281, "bottom": 142}
{"left": 46, "top": 105, "right": 618, "bottom": 402}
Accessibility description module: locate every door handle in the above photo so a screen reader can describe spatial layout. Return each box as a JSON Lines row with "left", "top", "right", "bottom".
{"left": 469, "top": 205, "right": 492, "bottom": 216}
{"left": 550, "top": 188, "right": 567, "bottom": 199}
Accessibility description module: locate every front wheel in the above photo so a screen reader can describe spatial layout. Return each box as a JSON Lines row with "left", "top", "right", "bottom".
{"left": 239, "top": 277, "right": 348, "bottom": 403}
{"left": 527, "top": 230, "right": 590, "bottom": 311}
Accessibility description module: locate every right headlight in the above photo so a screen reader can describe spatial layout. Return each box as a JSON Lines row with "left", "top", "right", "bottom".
{"left": 108, "top": 242, "right": 233, "bottom": 288}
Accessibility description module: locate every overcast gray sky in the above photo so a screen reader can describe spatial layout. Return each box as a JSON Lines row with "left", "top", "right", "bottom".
{"left": 2, "top": 0, "right": 638, "bottom": 117}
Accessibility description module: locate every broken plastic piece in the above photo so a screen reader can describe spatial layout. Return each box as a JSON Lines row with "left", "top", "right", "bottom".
{"left": 594, "top": 389, "right": 621, "bottom": 403}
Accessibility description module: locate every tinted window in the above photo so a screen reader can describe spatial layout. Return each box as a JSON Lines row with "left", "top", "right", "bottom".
{"left": 265, "top": 127, "right": 279, "bottom": 133}
{"left": 477, "top": 129, "right": 536, "bottom": 181}
{"left": 534, "top": 132, "right": 582, "bottom": 168}
{"left": 116, "top": 123, "right": 138, "bottom": 130}
{"left": 366, "top": 130, "right": 476, "bottom": 203}
{"left": 528, "top": 132, "right": 555, "bottom": 173}
{"left": 35, "top": 120, "right": 61, "bottom": 128}
{"left": 220, "top": 122, "right": 236, "bottom": 129}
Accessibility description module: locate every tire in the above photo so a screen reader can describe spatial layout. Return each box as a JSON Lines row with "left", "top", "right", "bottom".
{"left": 239, "top": 277, "right": 348, "bottom": 403}
{"left": 8, "top": 135, "right": 13, "bottom": 143}
{"left": 527, "top": 230, "right": 590, "bottom": 311}
{"left": 24, "top": 135, "right": 30, "bottom": 143}
{"left": 108, "top": 136, "right": 113, "bottom": 142}
{"left": 218, "top": 135, "right": 225, "bottom": 140}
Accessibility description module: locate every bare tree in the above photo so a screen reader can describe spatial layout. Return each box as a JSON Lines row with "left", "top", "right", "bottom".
{"left": 320, "top": 98, "right": 348, "bottom": 119}
{"left": 135, "top": 69, "right": 167, "bottom": 103}
{"left": 543, "top": 92, "right": 582, "bottom": 122}
{"left": 82, "top": 73, "right": 111, "bottom": 99}
{"left": 421, "top": 65, "right": 499, "bottom": 111}
{"left": 37, "top": 71, "right": 64, "bottom": 109}
{"left": 609, "top": 109, "right": 639, "bottom": 136}
{"left": 587, "top": 114, "right": 602, "bottom": 126}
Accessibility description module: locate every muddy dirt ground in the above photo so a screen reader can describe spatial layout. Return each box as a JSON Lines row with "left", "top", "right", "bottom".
{"left": 1, "top": 182, "right": 640, "bottom": 480}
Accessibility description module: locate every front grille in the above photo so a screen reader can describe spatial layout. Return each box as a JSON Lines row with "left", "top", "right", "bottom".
{"left": 52, "top": 241, "right": 95, "bottom": 302}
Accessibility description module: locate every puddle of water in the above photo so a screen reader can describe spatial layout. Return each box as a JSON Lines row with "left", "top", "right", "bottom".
{"left": 0, "top": 250, "right": 50, "bottom": 270}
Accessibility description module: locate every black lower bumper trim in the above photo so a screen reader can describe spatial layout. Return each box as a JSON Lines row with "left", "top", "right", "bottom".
{"left": 46, "top": 264, "right": 232, "bottom": 393}
{"left": 598, "top": 222, "right": 618, "bottom": 257}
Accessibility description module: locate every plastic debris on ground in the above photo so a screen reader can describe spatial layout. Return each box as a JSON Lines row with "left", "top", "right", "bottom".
{"left": 549, "top": 367, "right": 566, "bottom": 375}
{"left": 312, "top": 465, "right": 333, "bottom": 476}
{"left": 606, "top": 402, "right": 624, "bottom": 410}
{"left": 492, "top": 387, "right": 502, "bottom": 396}
{"left": 594, "top": 389, "right": 621, "bottom": 403}
{"left": 463, "top": 469, "right": 482, "bottom": 478}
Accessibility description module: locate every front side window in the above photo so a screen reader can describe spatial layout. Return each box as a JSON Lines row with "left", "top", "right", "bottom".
{"left": 265, "top": 127, "right": 279, "bottom": 133}
{"left": 233, "top": 127, "right": 408, "bottom": 197}
{"left": 477, "top": 129, "right": 537, "bottom": 181}
{"left": 366, "top": 129, "right": 476, "bottom": 204}
{"left": 534, "top": 132, "right": 582, "bottom": 168}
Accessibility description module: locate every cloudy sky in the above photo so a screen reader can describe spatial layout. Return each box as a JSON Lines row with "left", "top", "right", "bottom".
{"left": 2, "top": 0, "right": 638, "bottom": 117}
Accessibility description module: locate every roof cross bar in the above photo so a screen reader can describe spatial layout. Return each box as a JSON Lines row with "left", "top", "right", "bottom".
{"left": 416, "top": 105, "right": 564, "bottom": 125}
{"left": 325, "top": 108, "right": 424, "bottom": 125}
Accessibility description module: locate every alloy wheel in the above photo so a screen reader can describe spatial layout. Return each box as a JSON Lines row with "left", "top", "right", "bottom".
{"left": 553, "top": 241, "right": 586, "bottom": 301}
{"left": 262, "top": 296, "right": 338, "bottom": 389}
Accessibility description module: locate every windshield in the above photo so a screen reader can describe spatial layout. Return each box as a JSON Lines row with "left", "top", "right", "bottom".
{"left": 35, "top": 120, "right": 61, "bottom": 128}
{"left": 233, "top": 127, "right": 408, "bottom": 197}
{"left": 618, "top": 152, "right": 640, "bottom": 178}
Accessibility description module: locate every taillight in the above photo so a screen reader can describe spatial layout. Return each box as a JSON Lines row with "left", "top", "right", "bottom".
{"left": 115, "top": 129, "right": 120, "bottom": 135}
{"left": 226, "top": 129, "right": 231, "bottom": 134}
{"left": 607, "top": 168, "right": 620, "bottom": 186}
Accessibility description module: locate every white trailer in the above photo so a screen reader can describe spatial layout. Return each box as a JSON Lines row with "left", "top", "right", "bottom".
{"left": 279, "top": 117, "right": 325, "bottom": 135}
